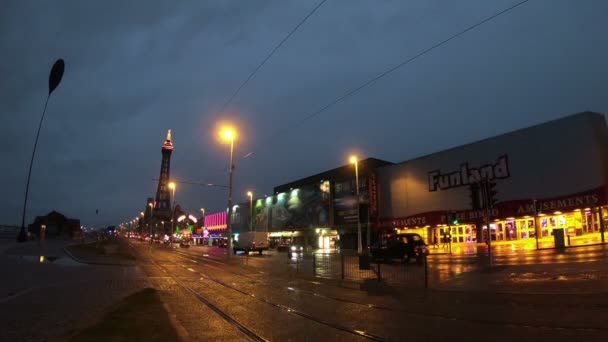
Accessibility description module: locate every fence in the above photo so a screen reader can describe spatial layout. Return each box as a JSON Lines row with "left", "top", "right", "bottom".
{"left": 283, "top": 252, "right": 429, "bottom": 288}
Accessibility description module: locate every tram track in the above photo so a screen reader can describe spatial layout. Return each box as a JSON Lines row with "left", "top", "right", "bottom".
{"left": 171, "top": 247, "right": 608, "bottom": 333}
{"left": 130, "top": 242, "right": 386, "bottom": 341}
{"left": 128, "top": 243, "right": 269, "bottom": 342}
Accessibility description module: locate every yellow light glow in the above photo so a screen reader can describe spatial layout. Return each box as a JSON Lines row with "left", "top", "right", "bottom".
{"left": 148, "top": 203, "right": 153, "bottom": 208}
{"left": 39, "top": 256, "right": 45, "bottom": 263}
{"left": 247, "top": 191, "right": 253, "bottom": 197}
{"left": 168, "top": 182, "right": 176, "bottom": 190}
{"left": 349, "top": 155, "right": 358, "bottom": 164}
{"left": 220, "top": 128, "right": 236, "bottom": 142}
{"left": 140, "top": 212, "right": 144, "bottom": 216}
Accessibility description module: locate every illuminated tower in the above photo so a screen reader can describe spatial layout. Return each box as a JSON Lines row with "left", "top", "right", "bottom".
{"left": 154, "top": 129, "right": 173, "bottom": 217}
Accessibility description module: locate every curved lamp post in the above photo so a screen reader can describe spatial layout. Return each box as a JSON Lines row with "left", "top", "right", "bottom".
{"left": 18, "top": 59, "right": 65, "bottom": 242}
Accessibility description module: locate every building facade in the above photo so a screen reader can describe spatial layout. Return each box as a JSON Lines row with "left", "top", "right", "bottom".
{"left": 376, "top": 112, "right": 608, "bottom": 249}
{"left": 268, "top": 158, "right": 392, "bottom": 250}
{"left": 28, "top": 211, "right": 82, "bottom": 240}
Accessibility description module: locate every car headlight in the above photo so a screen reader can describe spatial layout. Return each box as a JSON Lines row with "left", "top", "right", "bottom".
{"left": 291, "top": 246, "right": 296, "bottom": 251}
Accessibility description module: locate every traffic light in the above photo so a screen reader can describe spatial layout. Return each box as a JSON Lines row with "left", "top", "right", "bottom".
{"left": 533, "top": 199, "right": 541, "bottom": 215}
{"left": 447, "top": 211, "right": 458, "bottom": 225}
{"left": 469, "top": 183, "right": 482, "bottom": 210}
{"left": 480, "top": 179, "right": 499, "bottom": 209}
{"left": 487, "top": 181, "right": 498, "bottom": 208}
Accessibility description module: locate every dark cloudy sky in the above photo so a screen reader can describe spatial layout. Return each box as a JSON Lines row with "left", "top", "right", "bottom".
{"left": 2, "top": 0, "right": 607, "bottom": 228}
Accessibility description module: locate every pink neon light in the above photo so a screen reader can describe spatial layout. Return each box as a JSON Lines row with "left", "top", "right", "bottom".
{"left": 204, "top": 212, "right": 227, "bottom": 231}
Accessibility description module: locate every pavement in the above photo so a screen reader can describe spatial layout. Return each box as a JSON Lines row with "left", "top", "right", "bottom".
{"left": 0, "top": 239, "right": 151, "bottom": 342}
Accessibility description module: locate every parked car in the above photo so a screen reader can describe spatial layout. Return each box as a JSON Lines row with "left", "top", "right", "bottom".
{"left": 216, "top": 238, "right": 228, "bottom": 248}
{"left": 370, "top": 233, "right": 429, "bottom": 264}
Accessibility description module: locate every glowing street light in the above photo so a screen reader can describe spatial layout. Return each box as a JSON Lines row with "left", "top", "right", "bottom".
{"left": 200, "top": 208, "right": 206, "bottom": 231}
{"left": 148, "top": 203, "right": 154, "bottom": 248}
{"left": 219, "top": 127, "right": 236, "bottom": 258}
{"left": 169, "top": 181, "right": 176, "bottom": 237}
{"left": 350, "top": 155, "right": 363, "bottom": 254}
{"left": 247, "top": 191, "right": 253, "bottom": 232}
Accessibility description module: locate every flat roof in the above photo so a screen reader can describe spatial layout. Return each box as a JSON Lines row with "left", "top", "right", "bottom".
{"left": 273, "top": 157, "right": 392, "bottom": 193}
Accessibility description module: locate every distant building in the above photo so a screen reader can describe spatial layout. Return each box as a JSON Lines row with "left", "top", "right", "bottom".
{"left": 269, "top": 158, "right": 392, "bottom": 250}
{"left": 28, "top": 211, "right": 82, "bottom": 239}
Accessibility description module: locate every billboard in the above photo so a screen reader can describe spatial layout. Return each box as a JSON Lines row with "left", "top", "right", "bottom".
{"left": 255, "top": 184, "right": 330, "bottom": 232}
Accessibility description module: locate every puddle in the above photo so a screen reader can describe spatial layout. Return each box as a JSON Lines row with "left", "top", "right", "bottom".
{"left": 14, "top": 255, "right": 83, "bottom": 266}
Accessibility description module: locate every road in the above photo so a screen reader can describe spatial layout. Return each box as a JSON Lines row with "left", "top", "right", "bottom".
{"left": 129, "top": 240, "right": 608, "bottom": 341}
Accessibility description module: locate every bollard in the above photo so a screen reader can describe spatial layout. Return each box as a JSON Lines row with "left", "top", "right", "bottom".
{"left": 424, "top": 255, "right": 428, "bottom": 289}
{"left": 312, "top": 253, "right": 316, "bottom": 277}
{"left": 341, "top": 254, "right": 345, "bottom": 280}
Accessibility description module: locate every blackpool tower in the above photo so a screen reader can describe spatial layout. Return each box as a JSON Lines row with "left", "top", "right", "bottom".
{"left": 154, "top": 129, "right": 173, "bottom": 218}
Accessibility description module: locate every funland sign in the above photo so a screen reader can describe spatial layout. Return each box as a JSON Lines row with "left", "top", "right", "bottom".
{"left": 428, "top": 155, "right": 510, "bottom": 192}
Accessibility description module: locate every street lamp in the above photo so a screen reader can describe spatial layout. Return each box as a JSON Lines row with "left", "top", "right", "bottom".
{"left": 200, "top": 208, "right": 206, "bottom": 231}
{"left": 169, "top": 181, "right": 176, "bottom": 237}
{"left": 350, "top": 155, "right": 363, "bottom": 254}
{"left": 18, "top": 59, "right": 65, "bottom": 242}
{"left": 148, "top": 203, "right": 154, "bottom": 246}
{"left": 247, "top": 191, "right": 253, "bottom": 232}
{"left": 220, "top": 127, "right": 236, "bottom": 258}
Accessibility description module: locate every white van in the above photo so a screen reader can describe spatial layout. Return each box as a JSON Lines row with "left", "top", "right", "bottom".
{"left": 233, "top": 232, "right": 269, "bottom": 255}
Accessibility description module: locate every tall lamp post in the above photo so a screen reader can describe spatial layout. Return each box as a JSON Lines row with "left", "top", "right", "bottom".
{"left": 200, "top": 208, "right": 206, "bottom": 231}
{"left": 18, "top": 59, "right": 65, "bottom": 242}
{"left": 148, "top": 203, "right": 154, "bottom": 246}
{"left": 350, "top": 156, "right": 363, "bottom": 254}
{"left": 169, "top": 181, "right": 176, "bottom": 238}
{"left": 247, "top": 191, "right": 253, "bottom": 232}
{"left": 220, "top": 128, "right": 236, "bottom": 258}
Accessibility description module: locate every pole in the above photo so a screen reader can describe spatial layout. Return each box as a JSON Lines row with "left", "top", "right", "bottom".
{"left": 355, "top": 161, "right": 362, "bottom": 254}
{"left": 18, "top": 95, "right": 51, "bottom": 242}
{"left": 424, "top": 255, "right": 428, "bottom": 289}
{"left": 250, "top": 195, "right": 253, "bottom": 232}
{"left": 533, "top": 199, "right": 540, "bottom": 249}
{"left": 227, "top": 138, "right": 235, "bottom": 258}
{"left": 447, "top": 222, "right": 452, "bottom": 255}
{"left": 483, "top": 179, "right": 492, "bottom": 268}
{"left": 171, "top": 187, "right": 175, "bottom": 237}
{"left": 599, "top": 207, "right": 605, "bottom": 243}
{"left": 149, "top": 204, "right": 154, "bottom": 251}
{"left": 366, "top": 205, "right": 371, "bottom": 256}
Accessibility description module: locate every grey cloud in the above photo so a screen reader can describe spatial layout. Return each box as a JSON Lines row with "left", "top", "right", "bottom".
{"left": 1, "top": 0, "right": 607, "bottom": 227}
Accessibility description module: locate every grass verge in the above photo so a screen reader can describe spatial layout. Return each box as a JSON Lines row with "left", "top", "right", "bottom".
{"left": 68, "top": 288, "right": 180, "bottom": 342}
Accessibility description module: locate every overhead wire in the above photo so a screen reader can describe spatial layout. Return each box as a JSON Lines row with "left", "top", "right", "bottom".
{"left": 240, "top": 0, "right": 532, "bottom": 161}
{"left": 211, "top": 0, "right": 328, "bottom": 120}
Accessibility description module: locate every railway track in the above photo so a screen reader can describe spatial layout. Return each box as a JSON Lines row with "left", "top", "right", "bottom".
{"left": 171, "top": 247, "right": 608, "bottom": 333}
{"left": 129, "top": 242, "right": 387, "bottom": 341}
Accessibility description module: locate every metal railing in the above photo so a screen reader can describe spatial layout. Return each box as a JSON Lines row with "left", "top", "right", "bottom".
{"left": 283, "top": 251, "right": 429, "bottom": 288}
